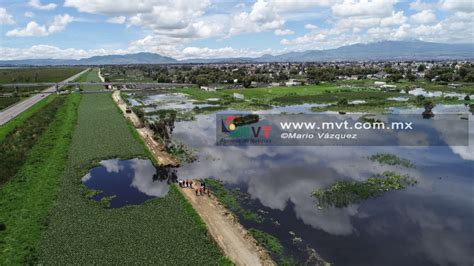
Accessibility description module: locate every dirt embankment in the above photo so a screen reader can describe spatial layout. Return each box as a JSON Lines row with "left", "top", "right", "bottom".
{"left": 179, "top": 181, "right": 275, "bottom": 266}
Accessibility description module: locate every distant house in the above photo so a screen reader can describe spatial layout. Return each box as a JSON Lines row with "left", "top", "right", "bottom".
{"left": 381, "top": 84, "right": 397, "bottom": 91}
{"left": 200, "top": 86, "right": 216, "bottom": 92}
{"left": 374, "top": 81, "right": 387, "bottom": 87}
{"left": 448, "top": 83, "right": 462, "bottom": 88}
{"left": 233, "top": 93, "right": 245, "bottom": 100}
{"left": 270, "top": 82, "right": 281, "bottom": 87}
{"left": 285, "top": 79, "right": 302, "bottom": 86}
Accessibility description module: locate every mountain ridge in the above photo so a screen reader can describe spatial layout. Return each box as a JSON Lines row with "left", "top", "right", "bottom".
{"left": 1, "top": 41, "right": 473, "bottom": 66}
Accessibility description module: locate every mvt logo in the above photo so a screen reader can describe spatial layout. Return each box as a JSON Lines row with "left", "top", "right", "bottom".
{"left": 221, "top": 114, "right": 272, "bottom": 141}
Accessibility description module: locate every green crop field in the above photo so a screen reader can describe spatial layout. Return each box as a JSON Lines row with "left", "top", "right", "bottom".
{"left": 0, "top": 67, "right": 85, "bottom": 84}
{"left": 36, "top": 92, "right": 227, "bottom": 264}
{"left": 176, "top": 84, "right": 341, "bottom": 101}
{"left": 0, "top": 94, "right": 80, "bottom": 264}
{"left": 79, "top": 68, "right": 106, "bottom": 91}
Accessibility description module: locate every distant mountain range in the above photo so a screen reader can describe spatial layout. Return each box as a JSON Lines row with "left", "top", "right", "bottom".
{"left": 1, "top": 41, "right": 473, "bottom": 66}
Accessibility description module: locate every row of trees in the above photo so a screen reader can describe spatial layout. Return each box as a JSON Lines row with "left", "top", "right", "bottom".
{"left": 104, "top": 62, "right": 474, "bottom": 86}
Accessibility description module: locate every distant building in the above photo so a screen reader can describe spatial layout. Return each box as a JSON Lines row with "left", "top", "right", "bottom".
{"left": 200, "top": 86, "right": 216, "bottom": 91}
{"left": 233, "top": 93, "right": 245, "bottom": 100}
{"left": 448, "top": 83, "right": 462, "bottom": 88}
{"left": 374, "top": 81, "right": 387, "bottom": 87}
{"left": 285, "top": 79, "right": 302, "bottom": 86}
{"left": 381, "top": 84, "right": 397, "bottom": 91}
{"left": 270, "top": 82, "right": 281, "bottom": 87}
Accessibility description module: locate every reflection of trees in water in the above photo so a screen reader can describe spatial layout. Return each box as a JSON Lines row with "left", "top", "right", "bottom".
{"left": 422, "top": 101, "right": 435, "bottom": 119}
{"left": 153, "top": 167, "right": 177, "bottom": 184}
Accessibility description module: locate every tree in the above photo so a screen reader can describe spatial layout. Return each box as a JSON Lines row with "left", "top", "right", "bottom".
{"left": 386, "top": 73, "right": 402, "bottom": 83}
{"left": 195, "top": 75, "right": 210, "bottom": 87}
{"left": 149, "top": 111, "right": 177, "bottom": 145}
{"left": 406, "top": 69, "right": 416, "bottom": 82}
{"left": 242, "top": 77, "right": 252, "bottom": 88}
{"left": 417, "top": 64, "right": 426, "bottom": 72}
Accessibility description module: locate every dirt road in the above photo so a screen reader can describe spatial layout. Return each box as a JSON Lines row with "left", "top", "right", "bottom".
{"left": 180, "top": 182, "right": 275, "bottom": 266}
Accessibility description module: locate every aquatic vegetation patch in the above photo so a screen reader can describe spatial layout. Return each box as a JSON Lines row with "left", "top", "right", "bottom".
{"left": 204, "top": 178, "right": 264, "bottom": 223}
{"left": 248, "top": 228, "right": 283, "bottom": 255}
{"left": 369, "top": 153, "right": 415, "bottom": 168}
{"left": 312, "top": 171, "right": 417, "bottom": 209}
{"left": 36, "top": 92, "right": 226, "bottom": 264}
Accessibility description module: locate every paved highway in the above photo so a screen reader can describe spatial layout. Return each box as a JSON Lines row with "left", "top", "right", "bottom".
{"left": 0, "top": 68, "right": 90, "bottom": 126}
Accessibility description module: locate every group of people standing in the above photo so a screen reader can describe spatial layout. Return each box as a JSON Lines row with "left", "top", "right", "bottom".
{"left": 178, "top": 179, "right": 211, "bottom": 196}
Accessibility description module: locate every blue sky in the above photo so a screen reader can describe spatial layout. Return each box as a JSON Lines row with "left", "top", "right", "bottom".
{"left": 0, "top": 0, "right": 472, "bottom": 60}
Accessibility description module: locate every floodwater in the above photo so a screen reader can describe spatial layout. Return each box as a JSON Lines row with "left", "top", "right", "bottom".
{"left": 82, "top": 159, "right": 176, "bottom": 208}
{"left": 131, "top": 92, "right": 474, "bottom": 265}
{"left": 407, "top": 88, "right": 467, "bottom": 100}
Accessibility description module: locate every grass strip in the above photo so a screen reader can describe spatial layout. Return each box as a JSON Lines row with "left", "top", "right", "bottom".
{"left": 0, "top": 95, "right": 56, "bottom": 142}
{"left": 0, "top": 96, "right": 64, "bottom": 184}
{"left": 205, "top": 178, "right": 263, "bottom": 223}
{"left": 0, "top": 94, "right": 81, "bottom": 264}
{"left": 248, "top": 228, "right": 283, "bottom": 255}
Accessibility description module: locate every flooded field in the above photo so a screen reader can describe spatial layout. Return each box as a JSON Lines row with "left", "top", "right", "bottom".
{"left": 126, "top": 91, "right": 473, "bottom": 265}
{"left": 82, "top": 159, "right": 176, "bottom": 208}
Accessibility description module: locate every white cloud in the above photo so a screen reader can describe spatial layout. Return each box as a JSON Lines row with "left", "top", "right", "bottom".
{"left": 274, "top": 28, "right": 294, "bottom": 36}
{"left": 0, "top": 7, "right": 15, "bottom": 25}
{"left": 6, "top": 14, "right": 74, "bottom": 37}
{"left": 64, "top": 0, "right": 158, "bottom": 15}
{"left": 305, "top": 24, "right": 318, "bottom": 30}
{"left": 107, "top": 16, "right": 126, "bottom": 24}
{"left": 0, "top": 45, "right": 126, "bottom": 60}
{"left": 180, "top": 46, "right": 268, "bottom": 59}
{"left": 28, "top": 0, "right": 57, "bottom": 10}
{"left": 1, "top": 0, "right": 474, "bottom": 60}
{"left": 411, "top": 10, "right": 436, "bottom": 24}
{"left": 410, "top": 0, "right": 437, "bottom": 11}
{"left": 24, "top": 11, "right": 35, "bottom": 18}
{"left": 381, "top": 11, "right": 407, "bottom": 27}
{"left": 229, "top": 0, "right": 285, "bottom": 36}
{"left": 0, "top": 43, "right": 274, "bottom": 61}
{"left": 48, "top": 14, "right": 74, "bottom": 34}
{"left": 440, "top": 0, "right": 474, "bottom": 13}
{"left": 332, "top": 0, "right": 398, "bottom": 17}
{"left": 271, "top": 0, "right": 333, "bottom": 13}
{"left": 6, "top": 22, "right": 48, "bottom": 37}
